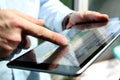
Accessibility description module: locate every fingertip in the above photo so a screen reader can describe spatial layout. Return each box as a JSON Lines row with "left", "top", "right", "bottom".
{"left": 60, "top": 36, "right": 68, "bottom": 46}
{"left": 99, "top": 14, "right": 109, "bottom": 21}
{"left": 58, "top": 34, "right": 68, "bottom": 46}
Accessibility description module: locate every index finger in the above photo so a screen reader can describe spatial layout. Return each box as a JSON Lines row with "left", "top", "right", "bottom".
{"left": 19, "top": 18, "right": 68, "bottom": 46}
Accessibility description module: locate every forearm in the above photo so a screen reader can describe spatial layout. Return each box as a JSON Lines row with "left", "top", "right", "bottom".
{"left": 39, "top": 0, "right": 74, "bottom": 32}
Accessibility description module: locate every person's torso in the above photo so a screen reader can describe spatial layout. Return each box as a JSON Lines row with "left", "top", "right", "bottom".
{"left": 0, "top": 0, "right": 41, "bottom": 18}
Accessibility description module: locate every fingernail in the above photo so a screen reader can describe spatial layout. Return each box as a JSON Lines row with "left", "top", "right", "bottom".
{"left": 59, "top": 35, "right": 68, "bottom": 46}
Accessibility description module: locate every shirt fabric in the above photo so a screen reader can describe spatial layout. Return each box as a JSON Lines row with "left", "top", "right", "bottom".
{"left": 0, "top": 0, "right": 73, "bottom": 80}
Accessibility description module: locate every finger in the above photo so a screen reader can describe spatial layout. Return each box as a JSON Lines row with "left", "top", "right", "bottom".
{"left": 0, "top": 46, "right": 16, "bottom": 60}
{"left": 0, "top": 36, "right": 18, "bottom": 51}
{"left": 18, "top": 18, "right": 68, "bottom": 46}
{"left": 13, "top": 10, "right": 45, "bottom": 26}
{"left": 18, "top": 35, "right": 31, "bottom": 49}
{"left": 0, "top": 44, "right": 13, "bottom": 58}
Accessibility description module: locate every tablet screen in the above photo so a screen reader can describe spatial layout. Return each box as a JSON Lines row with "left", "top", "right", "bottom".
{"left": 7, "top": 17, "right": 120, "bottom": 76}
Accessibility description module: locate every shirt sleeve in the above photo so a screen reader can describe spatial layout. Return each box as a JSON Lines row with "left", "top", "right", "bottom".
{"left": 39, "top": 0, "right": 74, "bottom": 33}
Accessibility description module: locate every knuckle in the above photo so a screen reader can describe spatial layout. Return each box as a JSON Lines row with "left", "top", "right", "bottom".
{"left": 10, "top": 19, "right": 22, "bottom": 28}
{"left": 36, "top": 27, "right": 45, "bottom": 37}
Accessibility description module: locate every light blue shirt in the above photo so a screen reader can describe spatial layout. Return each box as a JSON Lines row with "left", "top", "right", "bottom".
{"left": 0, "top": 0, "right": 73, "bottom": 80}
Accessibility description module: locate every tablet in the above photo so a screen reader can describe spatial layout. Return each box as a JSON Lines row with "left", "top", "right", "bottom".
{"left": 7, "top": 17, "right": 120, "bottom": 77}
